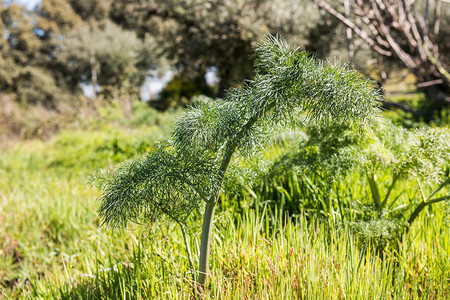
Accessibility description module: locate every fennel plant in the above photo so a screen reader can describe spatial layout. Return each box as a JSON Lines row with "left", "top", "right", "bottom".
{"left": 95, "top": 35, "right": 381, "bottom": 290}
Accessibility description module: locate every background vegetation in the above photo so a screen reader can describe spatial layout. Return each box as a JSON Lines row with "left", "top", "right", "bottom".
{"left": 0, "top": 0, "right": 449, "bottom": 299}
{"left": 1, "top": 102, "right": 449, "bottom": 299}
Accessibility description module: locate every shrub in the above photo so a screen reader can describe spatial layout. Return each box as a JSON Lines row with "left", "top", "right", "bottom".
{"left": 95, "top": 35, "right": 380, "bottom": 292}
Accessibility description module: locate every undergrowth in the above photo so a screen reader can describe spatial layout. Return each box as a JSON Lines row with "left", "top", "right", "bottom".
{"left": 37, "top": 210, "right": 450, "bottom": 299}
{"left": 0, "top": 103, "right": 449, "bottom": 299}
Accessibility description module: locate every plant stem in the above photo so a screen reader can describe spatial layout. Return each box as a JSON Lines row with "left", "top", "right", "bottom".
{"left": 427, "top": 177, "right": 450, "bottom": 200}
{"left": 382, "top": 174, "right": 398, "bottom": 207}
{"left": 367, "top": 173, "right": 382, "bottom": 216}
{"left": 407, "top": 178, "right": 450, "bottom": 230}
{"left": 197, "top": 148, "right": 235, "bottom": 292}
{"left": 197, "top": 144, "right": 236, "bottom": 291}
{"left": 197, "top": 202, "right": 216, "bottom": 290}
{"left": 197, "top": 144, "right": 238, "bottom": 291}
{"left": 407, "top": 194, "right": 450, "bottom": 226}
{"left": 197, "top": 101, "right": 277, "bottom": 291}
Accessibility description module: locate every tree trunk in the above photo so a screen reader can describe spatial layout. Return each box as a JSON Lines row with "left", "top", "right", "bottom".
{"left": 90, "top": 47, "right": 97, "bottom": 100}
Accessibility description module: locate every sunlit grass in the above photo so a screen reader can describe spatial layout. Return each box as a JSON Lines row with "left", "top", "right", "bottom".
{"left": 30, "top": 209, "right": 449, "bottom": 299}
{"left": 0, "top": 106, "right": 449, "bottom": 299}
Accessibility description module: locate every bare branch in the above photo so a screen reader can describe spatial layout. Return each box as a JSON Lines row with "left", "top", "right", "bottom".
{"left": 398, "top": 0, "right": 407, "bottom": 24}
{"left": 433, "top": 0, "right": 441, "bottom": 57}
{"left": 433, "top": 0, "right": 442, "bottom": 36}
{"left": 416, "top": 79, "right": 444, "bottom": 88}
{"left": 313, "top": 0, "right": 392, "bottom": 56}
{"left": 404, "top": 0, "right": 428, "bottom": 61}
{"left": 344, "top": 0, "right": 354, "bottom": 64}
{"left": 422, "top": 44, "right": 450, "bottom": 82}
{"left": 417, "top": 15, "right": 439, "bottom": 66}
{"left": 369, "top": 0, "right": 418, "bottom": 68}
{"left": 397, "top": 2, "right": 419, "bottom": 49}
{"left": 315, "top": 0, "right": 449, "bottom": 109}
{"left": 377, "top": 0, "right": 396, "bottom": 19}
{"left": 352, "top": 7, "right": 391, "bottom": 48}
{"left": 424, "top": 0, "right": 431, "bottom": 36}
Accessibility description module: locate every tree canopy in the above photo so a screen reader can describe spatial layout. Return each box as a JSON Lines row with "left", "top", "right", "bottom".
{"left": 1, "top": 0, "right": 448, "bottom": 116}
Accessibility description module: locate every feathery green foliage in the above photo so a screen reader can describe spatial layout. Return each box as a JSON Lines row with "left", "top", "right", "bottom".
{"left": 2, "top": 101, "right": 450, "bottom": 298}
{"left": 96, "top": 35, "right": 381, "bottom": 288}
{"left": 257, "top": 119, "right": 450, "bottom": 245}
{"left": 97, "top": 146, "right": 219, "bottom": 228}
{"left": 290, "top": 120, "right": 450, "bottom": 182}
{"left": 98, "top": 35, "right": 380, "bottom": 228}
{"left": 173, "top": 37, "right": 379, "bottom": 153}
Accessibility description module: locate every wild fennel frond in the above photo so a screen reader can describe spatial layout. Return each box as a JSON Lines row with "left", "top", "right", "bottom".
{"left": 97, "top": 146, "right": 219, "bottom": 228}
{"left": 96, "top": 35, "right": 381, "bottom": 288}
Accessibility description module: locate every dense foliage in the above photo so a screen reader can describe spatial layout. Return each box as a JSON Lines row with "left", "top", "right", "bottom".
{"left": 223, "top": 119, "right": 450, "bottom": 247}
{"left": 1, "top": 1, "right": 449, "bottom": 298}
{"left": 1, "top": 101, "right": 449, "bottom": 298}
{"left": 0, "top": 0, "right": 341, "bottom": 108}
{"left": 96, "top": 36, "right": 381, "bottom": 290}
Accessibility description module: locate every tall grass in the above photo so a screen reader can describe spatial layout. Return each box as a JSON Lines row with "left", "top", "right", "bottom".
{"left": 0, "top": 105, "right": 449, "bottom": 299}
{"left": 35, "top": 208, "right": 449, "bottom": 299}
{"left": 0, "top": 104, "right": 177, "bottom": 298}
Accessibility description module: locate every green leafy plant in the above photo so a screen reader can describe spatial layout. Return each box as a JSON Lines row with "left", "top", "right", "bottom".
{"left": 285, "top": 119, "right": 450, "bottom": 244}
{"left": 95, "top": 35, "right": 380, "bottom": 292}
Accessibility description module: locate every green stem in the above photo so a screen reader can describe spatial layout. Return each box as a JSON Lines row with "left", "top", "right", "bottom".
{"left": 197, "top": 101, "right": 277, "bottom": 291}
{"left": 367, "top": 173, "right": 382, "bottom": 216}
{"left": 426, "top": 177, "right": 450, "bottom": 201}
{"left": 197, "top": 146, "right": 235, "bottom": 291}
{"left": 197, "top": 202, "right": 216, "bottom": 291}
{"left": 381, "top": 174, "right": 398, "bottom": 207}
{"left": 407, "top": 194, "right": 450, "bottom": 226}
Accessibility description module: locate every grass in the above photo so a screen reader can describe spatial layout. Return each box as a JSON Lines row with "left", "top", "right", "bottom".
{"left": 0, "top": 102, "right": 449, "bottom": 299}
{"left": 33, "top": 210, "right": 450, "bottom": 299}
{"left": 0, "top": 102, "right": 179, "bottom": 298}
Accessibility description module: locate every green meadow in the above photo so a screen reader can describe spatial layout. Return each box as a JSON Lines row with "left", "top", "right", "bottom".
{"left": 1, "top": 1, "right": 450, "bottom": 298}
{"left": 1, "top": 101, "right": 448, "bottom": 299}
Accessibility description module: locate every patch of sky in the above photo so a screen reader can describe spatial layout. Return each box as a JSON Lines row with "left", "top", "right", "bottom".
{"left": 80, "top": 82, "right": 101, "bottom": 99}
{"left": 205, "top": 66, "right": 220, "bottom": 86}
{"left": 9, "top": 0, "right": 41, "bottom": 9}
{"left": 141, "top": 70, "right": 175, "bottom": 102}
{"left": 33, "top": 27, "right": 45, "bottom": 37}
{"left": 140, "top": 67, "right": 219, "bottom": 101}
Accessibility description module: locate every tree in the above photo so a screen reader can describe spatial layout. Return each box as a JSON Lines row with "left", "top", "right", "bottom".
{"left": 58, "top": 20, "right": 161, "bottom": 99}
{"left": 0, "top": 2, "right": 80, "bottom": 107}
{"left": 109, "top": 0, "right": 326, "bottom": 96}
{"left": 313, "top": 0, "right": 450, "bottom": 112}
{"left": 1, "top": 0, "right": 161, "bottom": 107}
{"left": 95, "top": 36, "right": 381, "bottom": 292}
{"left": 65, "top": 0, "right": 111, "bottom": 21}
